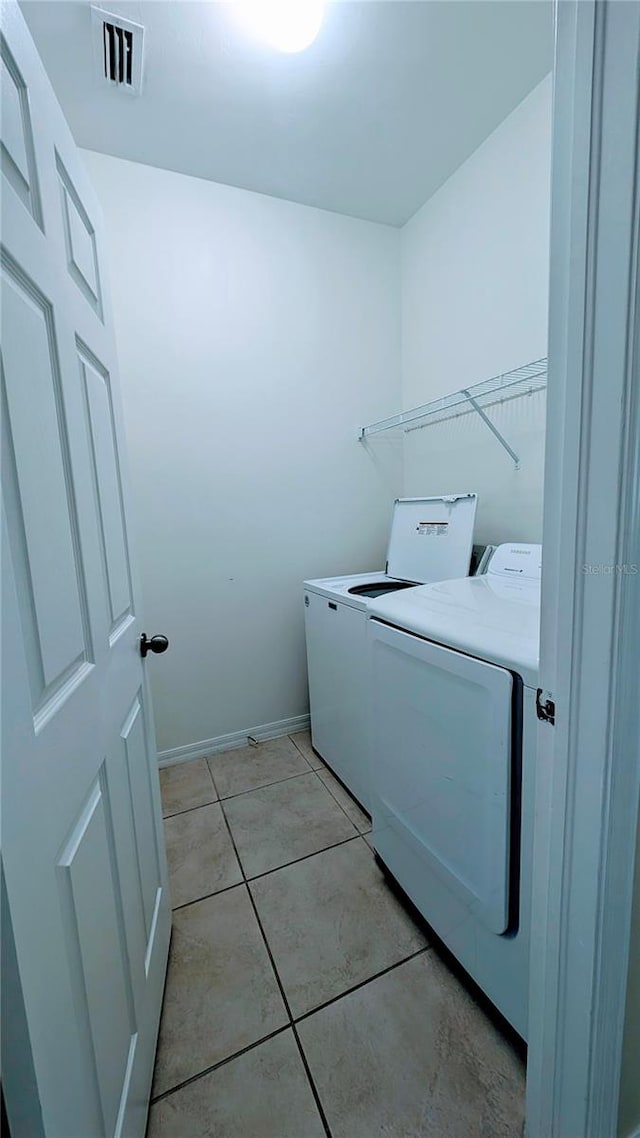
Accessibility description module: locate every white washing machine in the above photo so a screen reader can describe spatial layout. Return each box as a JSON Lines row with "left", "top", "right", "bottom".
{"left": 367, "top": 542, "right": 542, "bottom": 1039}
{"left": 303, "top": 495, "right": 478, "bottom": 812}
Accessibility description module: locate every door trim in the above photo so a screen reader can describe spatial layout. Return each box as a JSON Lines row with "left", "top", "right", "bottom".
{"left": 527, "top": 1, "right": 640, "bottom": 1134}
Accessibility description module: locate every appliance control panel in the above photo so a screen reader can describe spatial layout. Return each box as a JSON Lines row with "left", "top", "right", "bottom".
{"left": 488, "top": 543, "right": 542, "bottom": 581}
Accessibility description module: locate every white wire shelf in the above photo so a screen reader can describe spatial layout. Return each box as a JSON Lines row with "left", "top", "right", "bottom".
{"left": 357, "top": 357, "right": 547, "bottom": 469}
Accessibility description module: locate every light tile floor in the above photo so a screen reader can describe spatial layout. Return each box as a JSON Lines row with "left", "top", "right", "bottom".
{"left": 150, "top": 731, "right": 525, "bottom": 1137}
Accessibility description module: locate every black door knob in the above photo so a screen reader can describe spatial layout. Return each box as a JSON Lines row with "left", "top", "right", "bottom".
{"left": 140, "top": 633, "right": 169, "bottom": 658}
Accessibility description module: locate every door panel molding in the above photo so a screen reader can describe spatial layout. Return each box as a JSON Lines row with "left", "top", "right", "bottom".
{"left": 56, "top": 150, "right": 104, "bottom": 318}
{"left": 77, "top": 337, "right": 133, "bottom": 634}
{"left": 57, "top": 771, "right": 137, "bottom": 1137}
{"left": 0, "top": 32, "right": 43, "bottom": 229}
{"left": 1, "top": 248, "right": 93, "bottom": 702}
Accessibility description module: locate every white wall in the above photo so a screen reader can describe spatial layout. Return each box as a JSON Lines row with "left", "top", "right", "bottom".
{"left": 84, "top": 75, "right": 552, "bottom": 754}
{"left": 400, "top": 76, "right": 552, "bottom": 545}
{"left": 83, "top": 151, "right": 402, "bottom": 755}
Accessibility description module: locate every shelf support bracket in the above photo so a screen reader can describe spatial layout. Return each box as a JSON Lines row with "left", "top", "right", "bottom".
{"left": 460, "top": 388, "right": 521, "bottom": 469}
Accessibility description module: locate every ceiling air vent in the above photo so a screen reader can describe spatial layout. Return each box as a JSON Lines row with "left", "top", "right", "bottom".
{"left": 91, "top": 7, "right": 145, "bottom": 95}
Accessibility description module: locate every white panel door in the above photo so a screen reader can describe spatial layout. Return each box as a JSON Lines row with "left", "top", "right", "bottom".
{"left": 1, "top": 6, "right": 171, "bottom": 1137}
{"left": 369, "top": 620, "right": 513, "bottom": 935}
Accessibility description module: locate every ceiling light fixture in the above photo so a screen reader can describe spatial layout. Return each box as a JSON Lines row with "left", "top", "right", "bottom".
{"left": 233, "top": 0, "right": 325, "bottom": 54}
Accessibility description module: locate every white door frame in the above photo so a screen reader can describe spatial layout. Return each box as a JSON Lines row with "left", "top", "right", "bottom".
{"left": 527, "top": 2, "right": 640, "bottom": 1136}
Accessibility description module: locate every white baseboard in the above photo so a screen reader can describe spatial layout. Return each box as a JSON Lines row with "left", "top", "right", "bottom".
{"left": 157, "top": 714, "right": 311, "bottom": 768}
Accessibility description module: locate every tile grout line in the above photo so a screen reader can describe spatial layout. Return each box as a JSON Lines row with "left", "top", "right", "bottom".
{"left": 149, "top": 1024, "right": 291, "bottom": 1105}
{"left": 161, "top": 736, "right": 352, "bottom": 818}
{"left": 155, "top": 841, "right": 431, "bottom": 1113}
{"left": 247, "top": 832, "right": 364, "bottom": 884}
{"left": 162, "top": 771, "right": 321, "bottom": 821}
{"left": 287, "top": 733, "right": 372, "bottom": 835}
{"left": 170, "top": 876, "right": 245, "bottom": 913}
{"left": 171, "top": 867, "right": 430, "bottom": 1006}
{"left": 314, "top": 771, "right": 372, "bottom": 835}
{"left": 149, "top": 939, "right": 432, "bottom": 1108}
{"left": 288, "top": 732, "right": 314, "bottom": 759}
{"left": 157, "top": 741, "right": 428, "bottom": 1128}
{"left": 161, "top": 766, "right": 356, "bottom": 827}
{"left": 206, "top": 734, "right": 317, "bottom": 800}
{"left": 207, "top": 743, "right": 362, "bottom": 878}
{"left": 160, "top": 801, "right": 215, "bottom": 819}
{"left": 218, "top": 794, "right": 335, "bottom": 1138}
{"left": 163, "top": 744, "right": 373, "bottom": 909}
{"left": 288, "top": 736, "right": 337, "bottom": 778}
{"left": 206, "top": 758, "right": 222, "bottom": 800}
{"left": 290, "top": 1022, "right": 334, "bottom": 1138}
{"left": 243, "top": 889, "right": 334, "bottom": 1138}
{"left": 170, "top": 829, "right": 367, "bottom": 913}
{"left": 152, "top": 795, "right": 297, "bottom": 1107}
{"left": 163, "top": 778, "right": 367, "bottom": 842}
{"left": 207, "top": 764, "right": 317, "bottom": 804}
{"left": 162, "top": 798, "right": 219, "bottom": 822}
{"left": 292, "top": 945, "right": 431, "bottom": 1027}
{"left": 159, "top": 754, "right": 219, "bottom": 820}
{"left": 287, "top": 946, "right": 432, "bottom": 1138}
{"left": 217, "top": 789, "right": 429, "bottom": 1135}
{"left": 205, "top": 759, "right": 217, "bottom": 796}
{"left": 216, "top": 797, "right": 295, "bottom": 1012}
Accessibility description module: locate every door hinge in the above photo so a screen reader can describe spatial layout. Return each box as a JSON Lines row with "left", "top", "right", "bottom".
{"left": 536, "top": 688, "right": 556, "bottom": 725}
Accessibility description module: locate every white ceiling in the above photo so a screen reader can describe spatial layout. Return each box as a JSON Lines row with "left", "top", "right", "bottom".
{"left": 20, "top": 0, "right": 552, "bottom": 226}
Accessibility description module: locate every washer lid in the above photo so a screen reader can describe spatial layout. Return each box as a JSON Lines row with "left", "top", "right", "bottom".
{"left": 386, "top": 494, "right": 478, "bottom": 584}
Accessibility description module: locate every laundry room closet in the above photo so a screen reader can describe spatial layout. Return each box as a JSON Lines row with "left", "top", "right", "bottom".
{"left": 5, "top": 1, "right": 564, "bottom": 1133}
{"left": 70, "top": 69, "right": 552, "bottom": 762}
{"left": 9, "top": 3, "right": 640, "bottom": 1135}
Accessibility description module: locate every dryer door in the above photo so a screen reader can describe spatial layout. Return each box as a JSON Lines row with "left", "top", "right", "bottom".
{"left": 369, "top": 620, "right": 513, "bottom": 934}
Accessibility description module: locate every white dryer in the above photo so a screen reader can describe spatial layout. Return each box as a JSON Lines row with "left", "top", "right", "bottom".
{"left": 367, "top": 542, "right": 542, "bottom": 1038}
{"left": 303, "top": 495, "right": 478, "bottom": 812}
